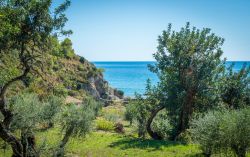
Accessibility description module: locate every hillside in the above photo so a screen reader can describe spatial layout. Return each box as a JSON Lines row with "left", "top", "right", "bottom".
{"left": 49, "top": 55, "right": 124, "bottom": 101}
{"left": 0, "top": 37, "right": 123, "bottom": 102}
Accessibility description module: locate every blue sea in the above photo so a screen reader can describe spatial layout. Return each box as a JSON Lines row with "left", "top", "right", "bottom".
{"left": 93, "top": 61, "right": 250, "bottom": 97}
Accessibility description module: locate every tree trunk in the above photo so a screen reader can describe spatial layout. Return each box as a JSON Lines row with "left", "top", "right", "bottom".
{"left": 54, "top": 125, "right": 74, "bottom": 157}
{"left": 175, "top": 89, "right": 196, "bottom": 139}
{"left": 0, "top": 59, "right": 30, "bottom": 157}
{"left": 146, "top": 106, "right": 165, "bottom": 140}
{"left": 21, "top": 131, "right": 37, "bottom": 157}
{"left": 0, "top": 123, "right": 23, "bottom": 157}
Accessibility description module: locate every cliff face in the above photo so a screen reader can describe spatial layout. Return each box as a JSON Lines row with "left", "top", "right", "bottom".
{"left": 84, "top": 72, "right": 123, "bottom": 100}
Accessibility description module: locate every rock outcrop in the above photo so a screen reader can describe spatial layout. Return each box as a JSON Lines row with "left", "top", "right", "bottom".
{"left": 84, "top": 73, "right": 123, "bottom": 100}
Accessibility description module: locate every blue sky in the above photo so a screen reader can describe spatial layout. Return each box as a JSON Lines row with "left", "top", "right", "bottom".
{"left": 54, "top": 0, "right": 250, "bottom": 61}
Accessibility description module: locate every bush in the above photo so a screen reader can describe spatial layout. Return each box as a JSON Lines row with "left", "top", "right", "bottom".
{"left": 124, "top": 102, "right": 137, "bottom": 125}
{"left": 77, "top": 64, "right": 84, "bottom": 71}
{"left": 95, "top": 118, "right": 114, "bottom": 131}
{"left": 190, "top": 108, "right": 250, "bottom": 157}
{"left": 79, "top": 56, "right": 85, "bottom": 63}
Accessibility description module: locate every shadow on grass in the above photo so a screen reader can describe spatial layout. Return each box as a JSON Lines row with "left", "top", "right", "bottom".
{"left": 109, "top": 136, "right": 182, "bottom": 151}
{"left": 184, "top": 154, "right": 204, "bottom": 157}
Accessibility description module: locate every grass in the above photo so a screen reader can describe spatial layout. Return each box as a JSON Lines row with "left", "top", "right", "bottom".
{"left": 0, "top": 129, "right": 202, "bottom": 157}
{"left": 65, "top": 132, "right": 201, "bottom": 157}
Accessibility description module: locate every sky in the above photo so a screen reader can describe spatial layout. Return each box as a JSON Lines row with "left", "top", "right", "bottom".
{"left": 53, "top": 0, "right": 250, "bottom": 61}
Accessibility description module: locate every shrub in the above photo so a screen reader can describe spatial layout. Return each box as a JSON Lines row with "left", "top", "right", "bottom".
{"left": 124, "top": 102, "right": 137, "bottom": 125}
{"left": 96, "top": 68, "right": 105, "bottom": 73}
{"left": 95, "top": 118, "right": 114, "bottom": 131}
{"left": 77, "top": 64, "right": 84, "bottom": 71}
{"left": 124, "top": 95, "right": 150, "bottom": 139}
{"left": 6, "top": 94, "right": 63, "bottom": 156}
{"left": 79, "top": 56, "right": 85, "bottom": 63}
{"left": 190, "top": 108, "right": 250, "bottom": 157}
{"left": 224, "top": 108, "right": 250, "bottom": 157}
{"left": 190, "top": 111, "right": 223, "bottom": 156}
{"left": 56, "top": 97, "right": 100, "bottom": 156}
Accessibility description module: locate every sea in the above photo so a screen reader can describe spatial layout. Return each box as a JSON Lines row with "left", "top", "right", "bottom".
{"left": 93, "top": 61, "right": 250, "bottom": 97}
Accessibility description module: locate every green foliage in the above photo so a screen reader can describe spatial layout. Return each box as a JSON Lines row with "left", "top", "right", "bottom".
{"left": 59, "top": 97, "right": 101, "bottom": 137}
{"left": 189, "top": 111, "right": 223, "bottom": 156}
{"left": 190, "top": 108, "right": 250, "bottom": 157}
{"left": 151, "top": 110, "right": 172, "bottom": 140}
{"left": 53, "top": 83, "right": 68, "bottom": 97}
{"left": 41, "top": 96, "right": 63, "bottom": 126}
{"left": 95, "top": 118, "right": 114, "bottom": 131}
{"left": 148, "top": 22, "right": 225, "bottom": 138}
{"left": 9, "top": 94, "right": 62, "bottom": 132}
{"left": 124, "top": 102, "right": 138, "bottom": 125}
{"left": 79, "top": 56, "right": 86, "bottom": 63}
{"left": 55, "top": 96, "right": 101, "bottom": 156}
{"left": 50, "top": 37, "right": 63, "bottom": 57}
{"left": 59, "top": 104, "right": 93, "bottom": 138}
{"left": 0, "top": 52, "right": 21, "bottom": 87}
{"left": 125, "top": 94, "right": 151, "bottom": 138}
{"left": 97, "top": 68, "right": 105, "bottom": 73}
{"left": 219, "top": 63, "right": 250, "bottom": 108}
{"left": 60, "top": 38, "right": 75, "bottom": 58}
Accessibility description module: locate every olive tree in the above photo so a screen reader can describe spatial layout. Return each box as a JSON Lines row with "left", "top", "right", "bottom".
{"left": 54, "top": 97, "right": 101, "bottom": 157}
{"left": 148, "top": 23, "right": 225, "bottom": 139}
{"left": 0, "top": 0, "right": 71, "bottom": 156}
{"left": 4, "top": 94, "right": 62, "bottom": 156}
{"left": 190, "top": 107, "right": 250, "bottom": 157}
{"left": 219, "top": 63, "right": 250, "bottom": 108}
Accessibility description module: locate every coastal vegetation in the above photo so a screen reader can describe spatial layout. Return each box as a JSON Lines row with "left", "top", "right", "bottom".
{"left": 125, "top": 23, "right": 250, "bottom": 156}
{"left": 0, "top": 0, "right": 249, "bottom": 157}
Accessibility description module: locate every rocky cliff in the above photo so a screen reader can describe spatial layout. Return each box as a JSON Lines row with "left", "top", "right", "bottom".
{"left": 52, "top": 55, "right": 123, "bottom": 101}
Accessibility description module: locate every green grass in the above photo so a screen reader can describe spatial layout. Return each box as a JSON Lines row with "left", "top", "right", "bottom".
{"left": 0, "top": 129, "right": 202, "bottom": 157}
{"left": 66, "top": 132, "right": 201, "bottom": 157}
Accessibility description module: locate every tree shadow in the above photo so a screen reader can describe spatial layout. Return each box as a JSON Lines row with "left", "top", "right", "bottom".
{"left": 109, "top": 136, "right": 182, "bottom": 152}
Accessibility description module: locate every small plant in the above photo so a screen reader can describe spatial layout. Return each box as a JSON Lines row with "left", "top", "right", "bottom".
{"left": 95, "top": 118, "right": 114, "bottom": 131}
{"left": 124, "top": 103, "right": 137, "bottom": 125}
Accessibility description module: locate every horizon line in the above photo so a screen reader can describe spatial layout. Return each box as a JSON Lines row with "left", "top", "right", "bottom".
{"left": 91, "top": 60, "right": 250, "bottom": 62}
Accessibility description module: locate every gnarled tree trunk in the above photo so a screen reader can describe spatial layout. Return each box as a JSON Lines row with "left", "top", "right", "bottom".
{"left": 0, "top": 122, "right": 23, "bottom": 157}
{"left": 54, "top": 125, "right": 74, "bottom": 157}
{"left": 0, "top": 64, "right": 30, "bottom": 157}
{"left": 146, "top": 106, "right": 165, "bottom": 140}
{"left": 175, "top": 88, "right": 196, "bottom": 140}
